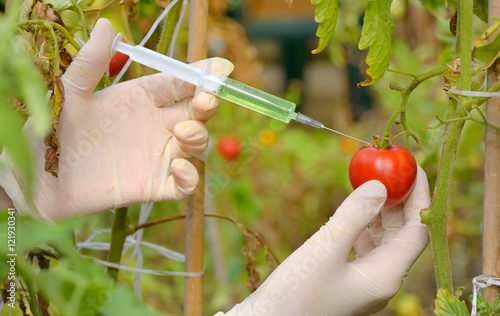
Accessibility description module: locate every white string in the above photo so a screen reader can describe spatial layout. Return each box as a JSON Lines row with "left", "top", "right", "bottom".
{"left": 471, "top": 274, "right": 500, "bottom": 316}
{"left": 89, "top": 257, "right": 204, "bottom": 277}
{"left": 449, "top": 88, "right": 500, "bottom": 98}
{"left": 76, "top": 235, "right": 186, "bottom": 262}
{"left": 132, "top": 202, "right": 152, "bottom": 298}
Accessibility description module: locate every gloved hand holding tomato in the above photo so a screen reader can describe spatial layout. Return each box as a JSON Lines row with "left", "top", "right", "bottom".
{"left": 217, "top": 166, "right": 430, "bottom": 316}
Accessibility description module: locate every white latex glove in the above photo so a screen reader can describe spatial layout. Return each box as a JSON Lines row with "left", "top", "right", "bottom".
{"left": 0, "top": 18, "right": 234, "bottom": 220}
{"left": 217, "top": 166, "right": 430, "bottom": 316}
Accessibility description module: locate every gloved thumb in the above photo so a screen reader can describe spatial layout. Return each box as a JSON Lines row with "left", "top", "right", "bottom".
{"left": 309, "top": 180, "right": 387, "bottom": 262}
{"left": 62, "top": 18, "right": 115, "bottom": 99}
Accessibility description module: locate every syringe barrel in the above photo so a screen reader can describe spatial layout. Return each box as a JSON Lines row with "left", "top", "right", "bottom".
{"left": 113, "top": 37, "right": 298, "bottom": 124}
{"left": 113, "top": 40, "right": 201, "bottom": 85}
{"left": 210, "top": 77, "right": 297, "bottom": 123}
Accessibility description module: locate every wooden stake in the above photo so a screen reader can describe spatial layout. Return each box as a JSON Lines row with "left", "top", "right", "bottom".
{"left": 184, "top": 158, "right": 206, "bottom": 316}
{"left": 187, "top": 0, "right": 208, "bottom": 63}
{"left": 184, "top": 0, "right": 208, "bottom": 315}
{"left": 483, "top": 0, "right": 500, "bottom": 304}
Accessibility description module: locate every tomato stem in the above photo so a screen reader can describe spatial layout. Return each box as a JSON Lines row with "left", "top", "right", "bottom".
{"left": 107, "top": 207, "right": 129, "bottom": 280}
{"left": 387, "top": 68, "right": 417, "bottom": 78}
{"left": 422, "top": 0, "right": 473, "bottom": 295}
{"left": 381, "top": 64, "right": 449, "bottom": 148}
{"left": 389, "top": 130, "right": 408, "bottom": 145}
{"left": 373, "top": 135, "right": 384, "bottom": 148}
{"left": 157, "top": 0, "right": 184, "bottom": 56}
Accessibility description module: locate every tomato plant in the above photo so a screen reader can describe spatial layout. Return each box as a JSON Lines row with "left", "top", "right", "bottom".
{"left": 217, "top": 136, "right": 242, "bottom": 161}
{"left": 108, "top": 38, "right": 129, "bottom": 77}
{"left": 349, "top": 145, "right": 417, "bottom": 206}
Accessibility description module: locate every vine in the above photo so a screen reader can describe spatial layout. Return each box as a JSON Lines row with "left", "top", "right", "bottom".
{"left": 382, "top": 64, "right": 450, "bottom": 148}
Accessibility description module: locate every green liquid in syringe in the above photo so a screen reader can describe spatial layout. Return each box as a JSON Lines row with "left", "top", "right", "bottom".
{"left": 216, "top": 77, "right": 297, "bottom": 123}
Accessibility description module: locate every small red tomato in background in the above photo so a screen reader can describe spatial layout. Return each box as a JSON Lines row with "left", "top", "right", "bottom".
{"left": 108, "top": 38, "right": 130, "bottom": 77}
{"left": 217, "top": 136, "right": 242, "bottom": 161}
{"left": 349, "top": 144, "right": 417, "bottom": 206}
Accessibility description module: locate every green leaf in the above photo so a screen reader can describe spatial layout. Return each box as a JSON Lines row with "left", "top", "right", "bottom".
{"left": 44, "top": 0, "right": 73, "bottom": 11}
{"left": 310, "top": 0, "right": 338, "bottom": 54}
{"left": 0, "top": 215, "right": 168, "bottom": 315}
{"left": 435, "top": 288, "right": 469, "bottom": 316}
{"left": 100, "top": 288, "right": 167, "bottom": 316}
{"left": 493, "top": 295, "right": 500, "bottom": 313}
{"left": 455, "top": 287, "right": 464, "bottom": 298}
{"left": 1, "top": 215, "right": 76, "bottom": 253}
{"left": 358, "top": 0, "right": 395, "bottom": 87}
{"left": 60, "top": 9, "right": 82, "bottom": 33}
{"left": 0, "top": 100, "right": 35, "bottom": 197}
{"left": 474, "top": 32, "right": 500, "bottom": 70}
{"left": 469, "top": 293, "right": 493, "bottom": 314}
{"left": 473, "top": 0, "right": 488, "bottom": 23}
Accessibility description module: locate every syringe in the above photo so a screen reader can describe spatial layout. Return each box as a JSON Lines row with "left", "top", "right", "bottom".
{"left": 111, "top": 34, "right": 370, "bottom": 145}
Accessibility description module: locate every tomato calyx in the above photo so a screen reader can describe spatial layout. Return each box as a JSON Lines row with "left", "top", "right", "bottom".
{"left": 373, "top": 134, "right": 391, "bottom": 149}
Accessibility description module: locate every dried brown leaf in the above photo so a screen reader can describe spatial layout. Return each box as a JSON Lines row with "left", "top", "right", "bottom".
{"left": 43, "top": 75, "right": 65, "bottom": 177}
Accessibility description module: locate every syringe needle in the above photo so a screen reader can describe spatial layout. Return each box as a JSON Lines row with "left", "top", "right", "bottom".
{"left": 321, "top": 125, "right": 372, "bottom": 145}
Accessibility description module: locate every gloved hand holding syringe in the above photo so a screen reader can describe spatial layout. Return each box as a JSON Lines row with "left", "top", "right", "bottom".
{"left": 112, "top": 34, "right": 370, "bottom": 145}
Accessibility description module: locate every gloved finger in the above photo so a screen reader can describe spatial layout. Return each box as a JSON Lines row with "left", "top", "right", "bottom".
{"left": 306, "top": 180, "right": 387, "bottom": 263}
{"left": 134, "top": 57, "right": 234, "bottom": 110}
{"left": 160, "top": 91, "right": 220, "bottom": 131}
{"left": 403, "top": 165, "right": 430, "bottom": 226}
{"left": 353, "top": 166, "right": 430, "bottom": 284}
{"left": 380, "top": 205, "right": 404, "bottom": 244}
{"left": 369, "top": 212, "right": 383, "bottom": 246}
{"left": 162, "top": 159, "right": 198, "bottom": 201}
{"left": 170, "top": 121, "right": 209, "bottom": 158}
{"left": 190, "top": 91, "right": 221, "bottom": 122}
{"left": 62, "top": 18, "right": 115, "bottom": 99}
{"left": 354, "top": 228, "right": 375, "bottom": 258}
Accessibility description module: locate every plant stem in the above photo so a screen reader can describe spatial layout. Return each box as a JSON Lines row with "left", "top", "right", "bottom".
{"left": 421, "top": 100, "right": 464, "bottom": 294}
{"left": 387, "top": 68, "right": 417, "bottom": 77}
{"left": 156, "top": 0, "right": 183, "bottom": 55}
{"left": 381, "top": 64, "right": 449, "bottom": 148}
{"left": 119, "top": 5, "right": 141, "bottom": 78}
{"left": 421, "top": 0, "right": 473, "bottom": 294}
{"left": 457, "top": 0, "right": 472, "bottom": 93}
{"left": 107, "top": 207, "right": 128, "bottom": 280}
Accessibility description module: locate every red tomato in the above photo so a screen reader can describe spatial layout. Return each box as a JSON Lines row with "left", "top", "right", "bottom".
{"left": 349, "top": 145, "right": 417, "bottom": 206}
{"left": 217, "top": 136, "right": 241, "bottom": 161}
{"left": 108, "top": 38, "right": 130, "bottom": 77}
